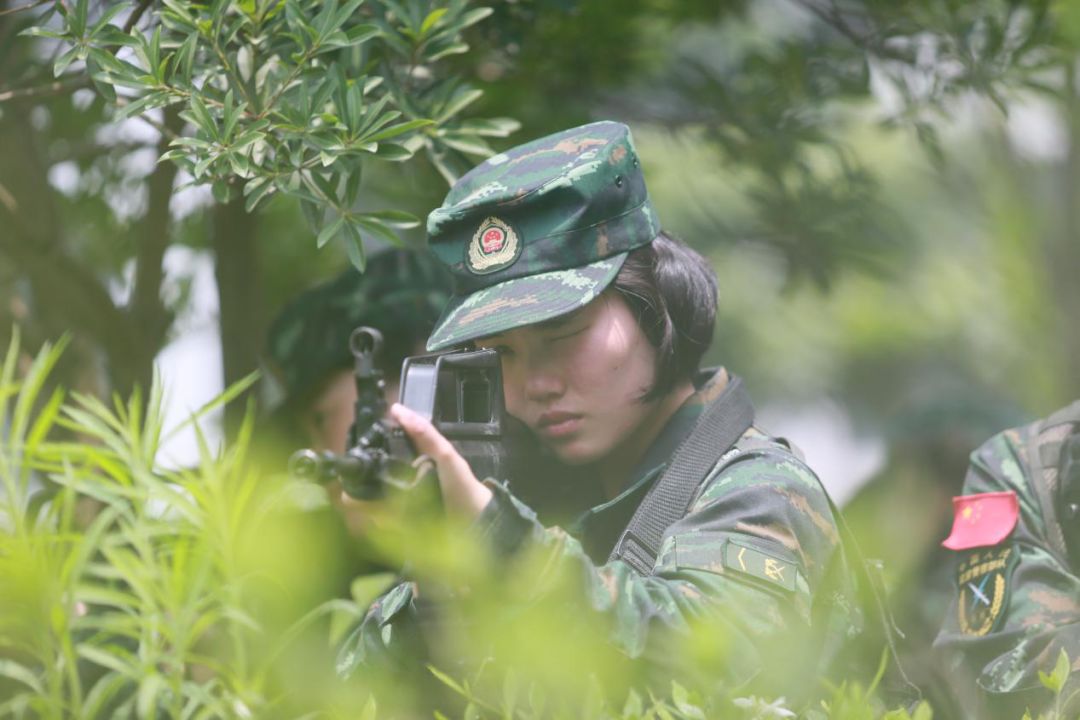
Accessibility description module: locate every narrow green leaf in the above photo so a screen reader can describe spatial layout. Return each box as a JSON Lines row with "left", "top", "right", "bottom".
{"left": 359, "top": 209, "right": 418, "bottom": 228}
{"left": 18, "top": 27, "right": 67, "bottom": 40}
{"left": 0, "top": 660, "right": 43, "bottom": 693}
{"left": 160, "top": 372, "right": 259, "bottom": 444}
{"left": 358, "top": 696, "right": 377, "bottom": 720}
{"left": 419, "top": 8, "right": 447, "bottom": 36}
{"left": 427, "top": 41, "right": 468, "bottom": 62}
{"left": 370, "top": 142, "right": 413, "bottom": 161}
{"left": 82, "top": 672, "right": 132, "bottom": 719}
{"left": 439, "top": 134, "right": 492, "bottom": 157}
{"left": 54, "top": 46, "right": 81, "bottom": 77}
{"left": 243, "top": 177, "right": 275, "bottom": 212}
{"left": 362, "top": 118, "right": 432, "bottom": 143}
{"left": 1039, "top": 647, "right": 1071, "bottom": 693}
{"left": 427, "top": 666, "right": 467, "bottom": 696}
{"left": 317, "top": 216, "right": 345, "bottom": 248}
{"left": 345, "top": 23, "right": 380, "bottom": 45}
{"left": 90, "top": 2, "right": 129, "bottom": 35}
{"left": 457, "top": 117, "right": 520, "bottom": 137}
{"left": 354, "top": 216, "right": 400, "bottom": 246}
{"left": 342, "top": 221, "right": 365, "bottom": 270}
{"left": 343, "top": 165, "right": 362, "bottom": 205}
{"left": 458, "top": 6, "right": 493, "bottom": 30}
{"left": 436, "top": 88, "right": 483, "bottom": 123}
{"left": 77, "top": 646, "right": 138, "bottom": 678}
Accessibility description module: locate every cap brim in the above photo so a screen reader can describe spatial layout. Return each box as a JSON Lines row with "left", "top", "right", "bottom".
{"left": 426, "top": 254, "right": 627, "bottom": 351}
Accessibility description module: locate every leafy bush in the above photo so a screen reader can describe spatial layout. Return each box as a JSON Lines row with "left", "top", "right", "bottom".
{"left": 20, "top": 0, "right": 518, "bottom": 268}
{"left": 0, "top": 330, "right": 1074, "bottom": 718}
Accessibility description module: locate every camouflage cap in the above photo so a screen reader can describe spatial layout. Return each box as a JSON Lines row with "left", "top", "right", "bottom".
{"left": 425, "top": 121, "right": 660, "bottom": 351}
{"left": 265, "top": 249, "right": 451, "bottom": 406}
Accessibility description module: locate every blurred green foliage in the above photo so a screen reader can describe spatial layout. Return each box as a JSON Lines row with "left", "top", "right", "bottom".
{"left": 3, "top": 332, "right": 1077, "bottom": 717}
{"left": 21, "top": 0, "right": 518, "bottom": 266}
{"left": 6, "top": 332, "right": 1071, "bottom": 720}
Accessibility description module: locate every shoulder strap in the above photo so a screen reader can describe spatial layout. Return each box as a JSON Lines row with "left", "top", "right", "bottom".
{"left": 1025, "top": 402, "right": 1080, "bottom": 565}
{"left": 608, "top": 375, "right": 755, "bottom": 574}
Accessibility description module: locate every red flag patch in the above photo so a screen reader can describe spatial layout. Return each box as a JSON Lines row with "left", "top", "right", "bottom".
{"left": 942, "top": 491, "right": 1019, "bottom": 550}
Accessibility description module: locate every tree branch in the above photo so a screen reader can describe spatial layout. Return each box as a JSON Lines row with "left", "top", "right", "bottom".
{"left": 122, "top": 0, "right": 152, "bottom": 33}
{"left": 0, "top": 76, "right": 87, "bottom": 103}
{"left": 0, "top": 0, "right": 48, "bottom": 18}
{"left": 127, "top": 106, "right": 183, "bottom": 391}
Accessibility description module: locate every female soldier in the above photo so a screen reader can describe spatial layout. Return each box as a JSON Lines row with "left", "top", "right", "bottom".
{"left": 337, "top": 121, "right": 859, "bottom": 696}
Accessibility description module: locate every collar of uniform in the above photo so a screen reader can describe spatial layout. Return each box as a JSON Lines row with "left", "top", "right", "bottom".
{"left": 570, "top": 367, "right": 730, "bottom": 561}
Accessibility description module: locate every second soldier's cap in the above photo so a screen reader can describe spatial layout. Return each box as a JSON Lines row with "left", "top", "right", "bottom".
{"left": 265, "top": 249, "right": 451, "bottom": 407}
{"left": 425, "top": 121, "right": 660, "bottom": 351}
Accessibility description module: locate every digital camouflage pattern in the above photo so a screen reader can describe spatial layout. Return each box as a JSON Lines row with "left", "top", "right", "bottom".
{"left": 426, "top": 121, "right": 660, "bottom": 351}
{"left": 265, "top": 249, "right": 450, "bottom": 405}
{"left": 935, "top": 400, "right": 1080, "bottom": 718}
{"left": 337, "top": 369, "right": 861, "bottom": 696}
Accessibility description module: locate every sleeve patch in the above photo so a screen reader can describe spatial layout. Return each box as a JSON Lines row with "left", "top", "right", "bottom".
{"left": 956, "top": 544, "right": 1017, "bottom": 636}
{"left": 723, "top": 540, "right": 798, "bottom": 592}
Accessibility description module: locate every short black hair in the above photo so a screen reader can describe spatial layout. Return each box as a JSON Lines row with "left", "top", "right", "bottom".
{"left": 610, "top": 231, "right": 717, "bottom": 401}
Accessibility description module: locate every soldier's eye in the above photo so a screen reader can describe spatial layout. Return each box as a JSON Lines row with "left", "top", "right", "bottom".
{"left": 550, "top": 325, "right": 587, "bottom": 343}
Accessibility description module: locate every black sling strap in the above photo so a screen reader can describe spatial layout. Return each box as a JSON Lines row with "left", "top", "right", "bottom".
{"left": 608, "top": 374, "right": 755, "bottom": 575}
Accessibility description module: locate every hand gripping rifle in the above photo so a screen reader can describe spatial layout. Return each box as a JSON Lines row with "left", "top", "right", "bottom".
{"left": 288, "top": 327, "right": 514, "bottom": 500}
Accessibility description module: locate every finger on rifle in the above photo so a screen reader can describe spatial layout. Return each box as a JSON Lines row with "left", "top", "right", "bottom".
{"left": 390, "top": 403, "right": 490, "bottom": 516}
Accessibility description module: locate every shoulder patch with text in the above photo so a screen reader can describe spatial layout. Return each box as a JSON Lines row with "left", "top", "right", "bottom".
{"left": 723, "top": 540, "right": 798, "bottom": 592}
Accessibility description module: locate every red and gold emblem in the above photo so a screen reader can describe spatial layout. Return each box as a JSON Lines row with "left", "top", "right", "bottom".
{"left": 467, "top": 216, "right": 521, "bottom": 274}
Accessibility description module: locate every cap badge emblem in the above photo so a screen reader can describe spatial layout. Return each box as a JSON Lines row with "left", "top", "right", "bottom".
{"left": 467, "top": 216, "right": 521, "bottom": 274}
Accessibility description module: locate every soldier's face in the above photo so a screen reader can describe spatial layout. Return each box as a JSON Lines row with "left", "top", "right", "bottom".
{"left": 479, "top": 292, "right": 665, "bottom": 466}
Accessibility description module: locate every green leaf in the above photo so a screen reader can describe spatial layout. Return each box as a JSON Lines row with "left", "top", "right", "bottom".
{"left": 77, "top": 646, "right": 138, "bottom": 678}
{"left": 317, "top": 216, "right": 344, "bottom": 248}
{"left": 1038, "top": 648, "right": 1071, "bottom": 693}
{"left": 428, "top": 666, "right": 467, "bottom": 697}
{"left": 458, "top": 117, "right": 520, "bottom": 137}
{"left": 18, "top": 27, "right": 67, "bottom": 40}
{"left": 115, "top": 92, "right": 171, "bottom": 121}
{"left": 70, "top": 0, "right": 88, "bottom": 35}
{"left": 436, "top": 88, "right": 482, "bottom": 123}
{"left": 458, "top": 6, "right": 494, "bottom": 31}
{"left": 82, "top": 672, "right": 132, "bottom": 719}
{"left": 161, "top": 372, "right": 259, "bottom": 444}
{"left": 188, "top": 95, "right": 218, "bottom": 140}
{"left": 358, "top": 696, "right": 377, "bottom": 720}
{"left": 359, "top": 209, "right": 418, "bottom": 228}
{"left": 439, "top": 134, "right": 492, "bottom": 157}
{"left": 362, "top": 118, "right": 432, "bottom": 143}
{"left": 343, "top": 165, "right": 362, "bottom": 205}
{"left": 370, "top": 142, "right": 413, "bottom": 161}
{"left": 0, "top": 660, "right": 43, "bottom": 693}
{"left": 426, "top": 41, "right": 468, "bottom": 62}
{"left": 342, "top": 221, "right": 365, "bottom": 270}
{"left": 243, "top": 177, "right": 275, "bottom": 212}
{"left": 53, "top": 46, "right": 81, "bottom": 77}
{"left": 419, "top": 8, "right": 447, "bottom": 36}
{"left": 136, "top": 673, "right": 165, "bottom": 718}
{"left": 354, "top": 216, "right": 401, "bottom": 246}
{"left": 90, "top": 2, "right": 129, "bottom": 36}
{"left": 345, "top": 23, "right": 380, "bottom": 45}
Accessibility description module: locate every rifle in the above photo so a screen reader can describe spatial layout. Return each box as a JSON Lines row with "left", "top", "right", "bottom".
{"left": 288, "top": 327, "right": 513, "bottom": 500}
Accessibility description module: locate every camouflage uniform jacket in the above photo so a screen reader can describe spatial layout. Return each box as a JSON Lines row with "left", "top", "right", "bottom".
{"left": 934, "top": 400, "right": 1080, "bottom": 717}
{"left": 337, "top": 370, "right": 859, "bottom": 692}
